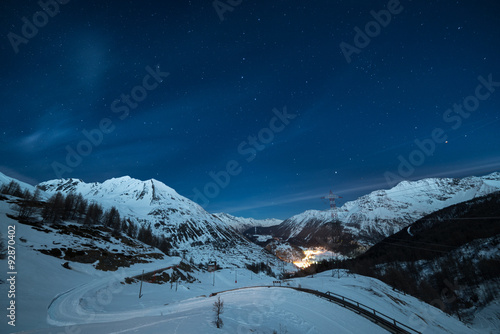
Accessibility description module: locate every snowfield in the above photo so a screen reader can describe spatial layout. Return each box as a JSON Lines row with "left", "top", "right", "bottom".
{"left": 31, "top": 288, "right": 393, "bottom": 334}
{"left": 1, "top": 205, "right": 482, "bottom": 334}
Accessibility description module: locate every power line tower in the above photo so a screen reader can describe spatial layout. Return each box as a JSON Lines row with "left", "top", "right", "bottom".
{"left": 322, "top": 190, "right": 342, "bottom": 278}
{"left": 322, "top": 190, "right": 342, "bottom": 221}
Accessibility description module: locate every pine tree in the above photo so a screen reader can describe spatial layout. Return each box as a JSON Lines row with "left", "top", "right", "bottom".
{"left": 32, "top": 187, "right": 41, "bottom": 202}
{"left": 75, "top": 194, "right": 88, "bottom": 222}
{"left": 126, "top": 220, "right": 138, "bottom": 238}
{"left": 137, "top": 224, "right": 154, "bottom": 246}
{"left": 63, "top": 192, "right": 76, "bottom": 220}
{"left": 103, "top": 206, "right": 121, "bottom": 232}
{"left": 84, "top": 202, "right": 103, "bottom": 225}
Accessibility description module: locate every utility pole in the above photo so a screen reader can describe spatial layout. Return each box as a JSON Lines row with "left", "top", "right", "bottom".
{"left": 139, "top": 270, "right": 144, "bottom": 298}
{"left": 322, "top": 190, "right": 342, "bottom": 278}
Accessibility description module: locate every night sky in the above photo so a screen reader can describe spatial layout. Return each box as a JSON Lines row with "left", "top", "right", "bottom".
{"left": 1, "top": 0, "right": 500, "bottom": 219}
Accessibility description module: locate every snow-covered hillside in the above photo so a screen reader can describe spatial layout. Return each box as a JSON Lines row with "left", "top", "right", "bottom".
{"left": 0, "top": 199, "right": 480, "bottom": 333}
{"left": 271, "top": 172, "right": 500, "bottom": 247}
{"left": 0, "top": 172, "right": 38, "bottom": 194}
{"left": 214, "top": 212, "right": 281, "bottom": 232}
{"left": 35, "top": 176, "right": 280, "bottom": 268}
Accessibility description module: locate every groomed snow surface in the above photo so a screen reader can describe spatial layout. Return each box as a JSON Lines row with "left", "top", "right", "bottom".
{"left": 0, "top": 203, "right": 492, "bottom": 334}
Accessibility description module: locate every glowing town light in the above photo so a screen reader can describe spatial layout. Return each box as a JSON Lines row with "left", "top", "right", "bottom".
{"left": 293, "top": 248, "right": 330, "bottom": 268}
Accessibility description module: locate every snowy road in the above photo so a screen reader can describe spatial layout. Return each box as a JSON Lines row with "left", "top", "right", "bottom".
{"left": 47, "top": 269, "right": 161, "bottom": 326}
{"left": 25, "top": 267, "right": 481, "bottom": 334}
{"left": 44, "top": 283, "right": 391, "bottom": 334}
{"left": 42, "top": 264, "right": 396, "bottom": 334}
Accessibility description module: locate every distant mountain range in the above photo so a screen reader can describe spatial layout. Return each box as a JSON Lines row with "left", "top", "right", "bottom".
{"left": 2, "top": 171, "right": 500, "bottom": 260}
{"left": 213, "top": 212, "right": 282, "bottom": 233}
{"left": 255, "top": 172, "right": 500, "bottom": 254}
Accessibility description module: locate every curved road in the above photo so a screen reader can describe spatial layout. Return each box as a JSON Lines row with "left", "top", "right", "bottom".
{"left": 210, "top": 286, "right": 421, "bottom": 334}
{"left": 47, "top": 269, "right": 420, "bottom": 333}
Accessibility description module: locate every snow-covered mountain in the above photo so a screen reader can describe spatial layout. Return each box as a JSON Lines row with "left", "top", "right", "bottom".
{"left": 35, "top": 176, "right": 280, "bottom": 268}
{"left": 0, "top": 198, "right": 476, "bottom": 333}
{"left": 269, "top": 172, "right": 500, "bottom": 248}
{"left": 214, "top": 212, "right": 282, "bottom": 232}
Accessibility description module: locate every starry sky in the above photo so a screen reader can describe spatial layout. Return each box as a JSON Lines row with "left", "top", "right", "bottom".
{"left": 1, "top": 0, "right": 500, "bottom": 219}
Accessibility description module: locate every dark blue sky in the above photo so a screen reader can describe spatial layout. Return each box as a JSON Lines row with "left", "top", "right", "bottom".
{"left": 1, "top": 0, "right": 499, "bottom": 219}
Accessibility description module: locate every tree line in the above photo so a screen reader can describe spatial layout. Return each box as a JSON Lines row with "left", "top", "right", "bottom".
{"left": 2, "top": 180, "right": 171, "bottom": 255}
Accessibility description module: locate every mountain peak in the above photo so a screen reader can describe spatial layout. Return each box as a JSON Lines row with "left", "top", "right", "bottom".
{"left": 38, "top": 175, "right": 183, "bottom": 208}
{"left": 271, "top": 172, "right": 500, "bottom": 248}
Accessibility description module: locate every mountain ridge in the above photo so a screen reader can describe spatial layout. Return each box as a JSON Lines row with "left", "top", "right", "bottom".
{"left": 262, "top": 172, "right": 500, "bottom": 252}
{"left": 31, "top": 175, "right": 282, "bottom": 268}
{"left": 2, "top": 170, "right": 499, "bottom": 260}
{"left": 214, "top": 212, "right": 282, "bottom": 232}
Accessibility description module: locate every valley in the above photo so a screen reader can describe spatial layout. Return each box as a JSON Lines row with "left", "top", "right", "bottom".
{"left": 0, "top": 171, "right": 499, "bottom": 333}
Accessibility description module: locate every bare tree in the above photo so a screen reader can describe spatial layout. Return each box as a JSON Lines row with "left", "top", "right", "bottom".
{"left": 213, "top": 296, "right": 224, "bottom": 329}
{"left": 42, "top": 192, "right": 65, "bottom": 223}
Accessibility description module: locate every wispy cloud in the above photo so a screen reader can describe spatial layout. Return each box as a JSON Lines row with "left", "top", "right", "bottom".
{"left": 424, "top": 158, "right": 500, "bottom": 179}
{"left": 17, "top": 126, "right": 75, "bottom": 152}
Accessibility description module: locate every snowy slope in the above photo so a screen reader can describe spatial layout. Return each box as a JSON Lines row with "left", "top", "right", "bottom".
{"left": 0, "top": 195, "right": 484, "bottom": 334}
{"left": 214, "top": 212, "right": 282, "bottom": 232}
{"left": 272, "top": 172, "right": 500, "bottom": 247}
{"left": 36, "top": 176, "right": 280, "bottom": 268}
{"left": 0, "top": 172, "right": 38, "bottom": 194}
